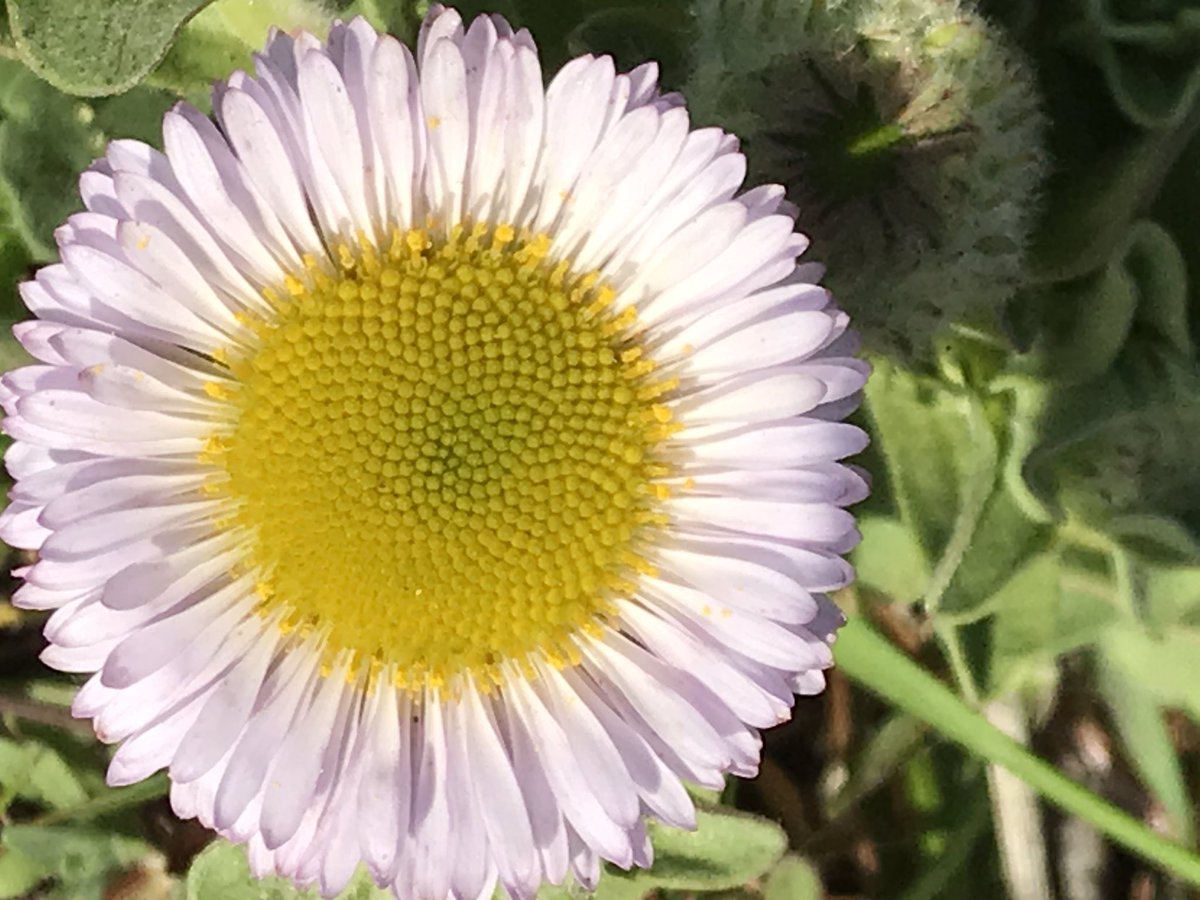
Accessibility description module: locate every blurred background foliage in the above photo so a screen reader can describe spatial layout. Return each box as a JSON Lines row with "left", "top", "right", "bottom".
{"left": 2, "top": 0, "right": 1200, "bottom": 898}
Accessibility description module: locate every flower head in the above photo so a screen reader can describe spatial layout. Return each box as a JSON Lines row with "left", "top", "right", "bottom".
{"left": 1, "top": 7, "right": 867, "bottom": 898}
{"left": 688, "top": 0, "right": 1047, "bottom": 362}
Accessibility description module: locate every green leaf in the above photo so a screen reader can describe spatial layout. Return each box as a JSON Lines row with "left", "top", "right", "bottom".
{"left": 1012, "top": 259, "right": 1138, "bottom": 388}
{"left": 1099, "top": 624, "right": 1200, "bottom": 722}
{"left": 601, "top": 809, "right": 787, "bottom": 894}
{"left": 1108, "top": 513, "right": 1200, "bottom": 567}
{"left": 1096, "top": 645, "right": 1196, "bottom": 844}
{"left": 834, "top": 617, "right": 1200, "bottom": 887}
{"left": 0, "top": 57, "right": 175, "bottom": 262}
{"left": 762, "top": 855, "right": 822, "bottom": 900}
{"left": 0, "top": 738, "right": 89, "bottom": 811}
{"left": 1027, "top": 132, "right": 1173, "bottom": 284}
{"left": 186, "top": 839, "right": 390, "bottom": 900}
{"left": 6, "top": 0, "right": 214, "bottom": 96}
{"left": 0, "top": 230, "right": 33, "bottom": 318}
{"left": 936, "top": 383, "right": 1052, "bottom": 618}
{"left": 852, "top": 517, "right": 930, "bottom": 604}
{"left": 0, "top": 825, "right": 152, "bottom": 895}
{"left": 1063, "top": 1, "right": 1200, "bottom": 128}
{"left": 1138, "top": 562, "right": 1200, "bottom": 631}
{"left": 32, "top": 773, "right": 169, "bottom": 827}
{"left": 0, "top": 846, "right": 49, "bottom": 900}
{"left": 864, "top": 360, "right": 975, "bottom": 567}
{"left": 988, "top": 550, "right": 1118, "bottom": 694}
{"left": 151, "top": 0, "right": 337, "bottom": 105}
{"left": 1123, "top": 221, "right": 1192, "bottom": 356}
{"left": 339, "top": 0, "right": 421, "bottom": 40}
{"left": 1025, "top": 346, "right": 1200, "bottom": 558}
{"left": 565, "top": 6, "right": 689, "bottom": 89}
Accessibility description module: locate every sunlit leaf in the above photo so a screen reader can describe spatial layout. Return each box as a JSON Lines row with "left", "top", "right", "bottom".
{"left": 595, "top": 809, "right": 787, "bottom": 896}
{"left": 6, "top": 0, "right": 214, "bottom": 95}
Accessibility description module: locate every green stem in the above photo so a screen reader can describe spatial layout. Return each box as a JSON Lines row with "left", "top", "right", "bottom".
{"left": 835, "top": 618, "right": 1200, "bottom": 886}
{"left": 936, "top": 625, "right": 981, "bottom": 706}
{"left": 32, "top": 773, "right": 169, "bottom": 826}
{"left": 0, "top": 694, "right": 93, "bottom": 736}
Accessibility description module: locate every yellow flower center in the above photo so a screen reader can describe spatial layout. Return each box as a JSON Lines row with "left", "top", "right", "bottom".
{"left": 208, "top": 225, "right": 677, "bottom": 689}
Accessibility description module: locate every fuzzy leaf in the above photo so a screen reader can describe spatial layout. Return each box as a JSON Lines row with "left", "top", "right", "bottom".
{"left": 762, "top": 855, "right": 822, "bottom": 900}
{"left": 600, "top": 809, "right": 787, "bottom": 894}
{"left": 1123, "top": 221, "right": 1192, "bottom": 356}
{"left": 186, "top": 839, "right": 390, "bottom": 900}
{"left": 339, "top": 0, "right": 421, "bottom": 39}
{"left": 1025, "top": 347, "right": 1200, "bottom": 559}
{"left": 1012, "top": 257, "right": 1138, "bottom": 387}
{"left": 938, "top": 477, "right": 1051, "bottom": 618}
{"left": 0, "top": 846, "right": 48, "bottom": 900}
{"left": 152, "top": 0, "right": 337, "bottom": 105}
{"left": 1138, "top": 562, "right": 1200, "bottom": 631}
{"left": 5, "top": 0, "right": 214, "bottom": 96}
{"left": 0, "top": 825, "right": 152, "bottom": 895}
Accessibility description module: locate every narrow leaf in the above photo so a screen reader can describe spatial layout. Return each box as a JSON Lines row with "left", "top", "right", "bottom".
{"left": 835, "top": 618, "right": 1200, "bottom": 887}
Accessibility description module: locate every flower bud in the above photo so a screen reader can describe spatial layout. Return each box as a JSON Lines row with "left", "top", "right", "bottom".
{"left": 688, "top": 0, "right": 1048, "bottom": 362}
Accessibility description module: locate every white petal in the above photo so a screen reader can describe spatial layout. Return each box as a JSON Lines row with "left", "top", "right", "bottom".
{"left": 355, "top": 680, "right": 409, "bottom": 883}
{"left": 421, "top": 38, "right": 470, "bottom": 226}
{"left": 171, "top": 621, "right": 282, "bottom": 783}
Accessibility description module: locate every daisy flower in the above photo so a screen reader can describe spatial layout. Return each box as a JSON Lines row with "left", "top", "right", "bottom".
{"left": 0, "top": 6, "right": 868, "bottom": 898}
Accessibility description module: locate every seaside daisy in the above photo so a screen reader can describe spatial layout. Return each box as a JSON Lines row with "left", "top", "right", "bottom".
{"left": 0, "top": 6, "right": 868, "bottom": 898}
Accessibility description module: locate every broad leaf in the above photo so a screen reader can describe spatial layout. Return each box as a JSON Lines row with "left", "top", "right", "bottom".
{"left": 988, "top": 550, "right": 1117, "bottom": 695}
{"left": 853, "top": 517, "right": 930, "bottom": 605}
{"left": 602, "top": 808, "right": 787, "bottom": 893}
{"left": 863, "top": 360, "right": 975, "bottom": 567}
{"left": 763, "top": 855, "right": 822, "bottom": 900}
{"left": 6, "top": 0, "right": 214, "bottom": 95}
